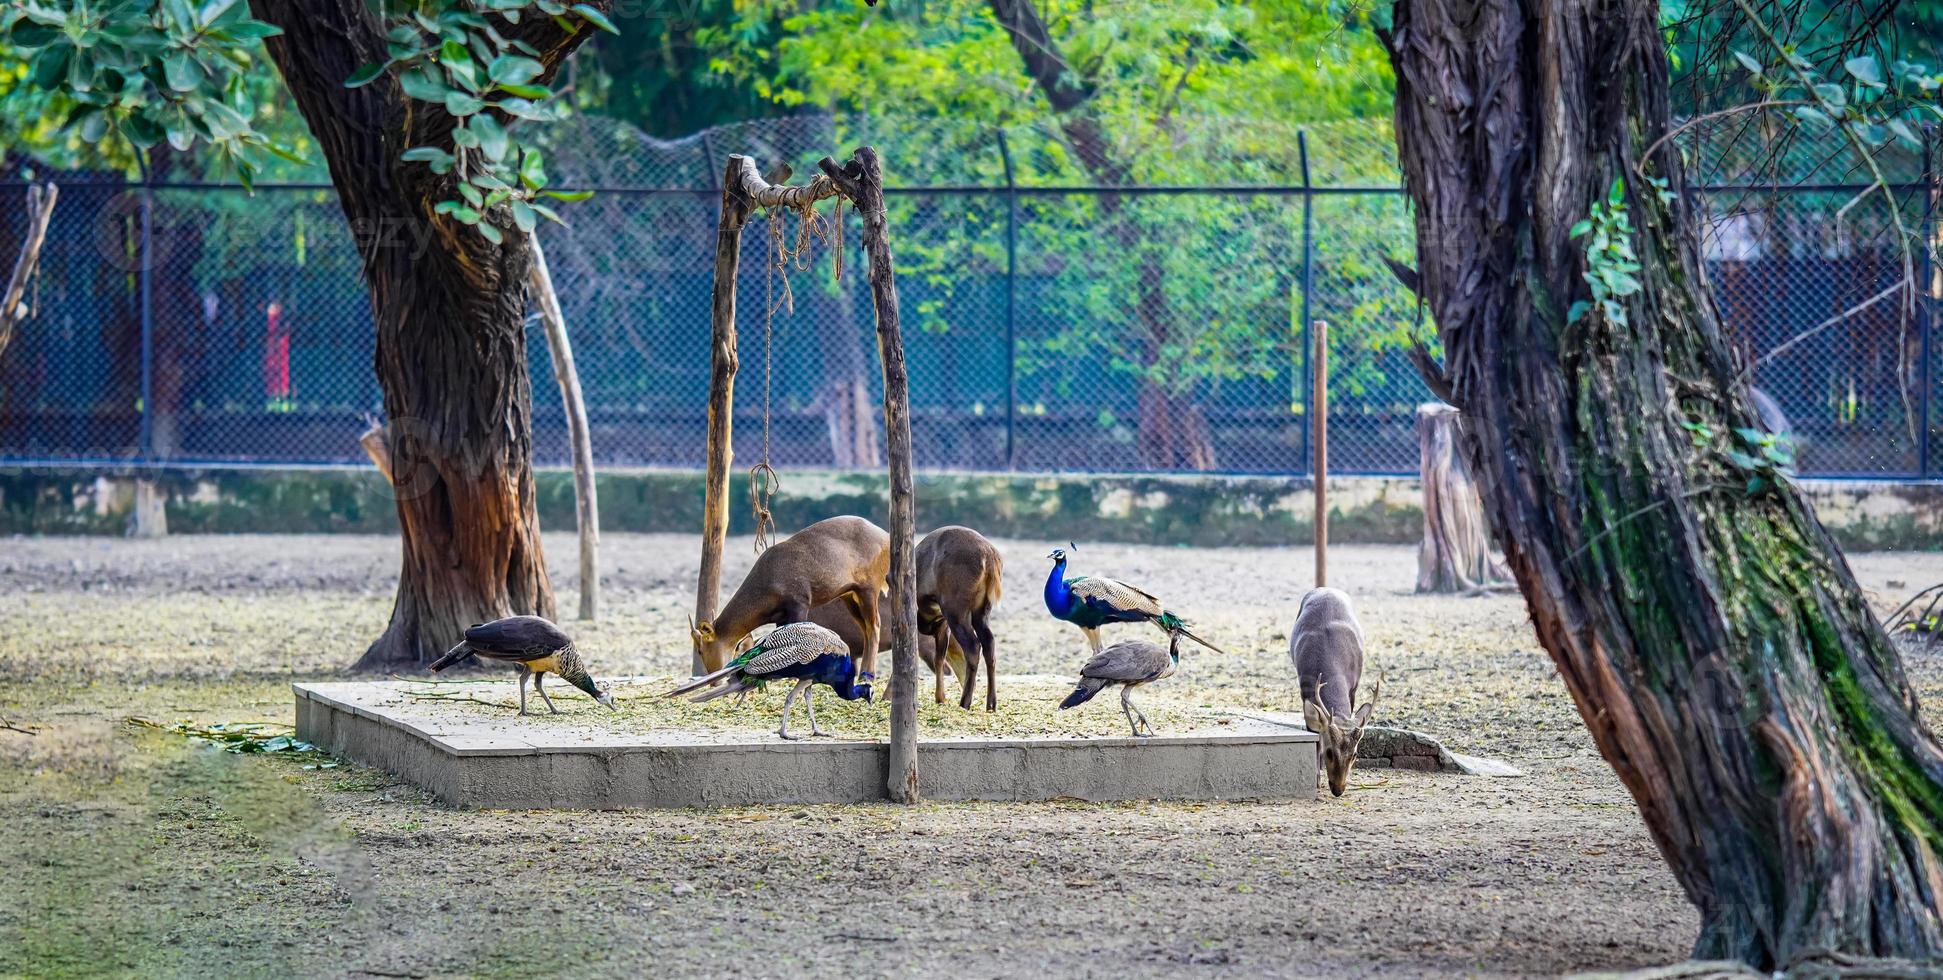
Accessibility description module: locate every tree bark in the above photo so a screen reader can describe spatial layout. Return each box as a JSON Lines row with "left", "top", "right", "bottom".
{"left": 530, "top": 238, "right": 600, "bottom": 621}
{"left": 1387, "top": 0, "right": 1943, "bottom": 968}
{"left": 987, "top": 0, "right": 1217, "bottom": 470}
{"left": 1414, "top": 403, "right": 1508, "bottom": 593}
{"left": 819, "top": 148, "right": 920, "bottom": 804}
{"left": 249, "top": 0, "right": 610, "bottom": 669}
{"left": 0, "top": 182, "right": 56, "bottom": 362}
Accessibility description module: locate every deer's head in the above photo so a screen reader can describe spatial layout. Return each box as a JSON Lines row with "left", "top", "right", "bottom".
{"left": 690, "top": 616, "right": 723, "bottom": 671}
{"left": 1304, "top": 680, "right": 1379, "bottom": 797}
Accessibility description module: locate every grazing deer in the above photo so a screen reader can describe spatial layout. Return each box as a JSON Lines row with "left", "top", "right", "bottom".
{"left": 807, "top": 525, "right": 1004, "bottom": 710}
{"left": 693, "top": 516, "right": 890, "bottom": 678}
{"left": 916, "top": 526, "right": 1003, "bottom": 710}
{"left": 1290, "top": 587, "right": 1379, "bottom": 797}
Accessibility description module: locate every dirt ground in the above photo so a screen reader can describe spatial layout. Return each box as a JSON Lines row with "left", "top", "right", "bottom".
{"left": 2, "top": 532, "right": 1938, "bottom": 979}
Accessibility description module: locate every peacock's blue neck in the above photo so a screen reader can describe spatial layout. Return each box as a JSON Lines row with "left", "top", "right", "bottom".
{"left": 808, "top": 654, "right": 871, "bottom": 700}
{"left": 1044, "top": 559, "right": 1074, "bottom": 617}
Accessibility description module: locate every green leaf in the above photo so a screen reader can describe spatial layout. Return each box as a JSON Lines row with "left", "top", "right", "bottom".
{"left": 1568, "top": 218, "right": 1593, "bottom": 238}
{"left": 1566, "top": 300, "right": 1591, "bottom": 323}
{"left": 518, "top": 147, "right": 546, "bottom": 189}
{"left": 1732, "top": 51, "right": 1762, "bottom": 76}
{"left": 220, "top": 21, "right": 282, "bottom": 39}
{"left": 488, "top": 54, "right": 545, "bottom": 85}
{"left": 345, "top": 62, "right": 387, "bottom": 88}
{"left": 511, "top": 199, "right": 537, "bottom": 233}
{"left": 1844, "top": 55, "right": 1884, "bottom": 88}
{"left": 478, "top": 222, "right": 503, "bottom": 244}
{"left": 572, "top": 4, "right": 619, "bottom": 33}
{"left": 1605, "top": 176, "right": 1625, "bottom": 207}
{"left": 163, "top": 50, "right": 202, "bottom": 92}
{"left": 444, "top": 92, "right": 485, "bottom": 116}
{"left": 1812, "top": 82, "right": 1846, "bottom": 108}
{"left": 399, "top": 68, "right": 449, "bottom": 102}
{"left": 458, "top": 180, "right": 483, "bottom": 207}
{"left": 495, "top": 82, "right": 549, "bottom": 99}
{"left": 471, "top": 114, "right": 509, "bottom": 161}
{"left": 540, "top": 189, "right": 593, "bottom": 202}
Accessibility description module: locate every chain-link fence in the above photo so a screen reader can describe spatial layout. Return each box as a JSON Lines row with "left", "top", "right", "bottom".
{"left": 1, "top": 116, "right": 1937, "bottom": 478}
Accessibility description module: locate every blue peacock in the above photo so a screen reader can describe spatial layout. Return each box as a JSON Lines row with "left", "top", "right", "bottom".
{"left": 1043, "top": 546, "right": 1224, "bottom": 655}
{"left": 664, "top": 622, "right": 873, "bottom": 740}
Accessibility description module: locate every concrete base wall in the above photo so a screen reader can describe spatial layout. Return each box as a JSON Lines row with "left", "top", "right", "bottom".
{"left": 295, "top": 682, "right": 1319, "bottom": 809}
{"left": 8, "top": 467, "right": 1942, "bottom": 549}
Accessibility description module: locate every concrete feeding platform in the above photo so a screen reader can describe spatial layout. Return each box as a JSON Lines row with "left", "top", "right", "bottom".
{"left": 294, "top": 680, "right": 1319, "bottom": 809}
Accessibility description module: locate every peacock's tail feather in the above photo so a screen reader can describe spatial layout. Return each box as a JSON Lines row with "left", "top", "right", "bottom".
{"left": 1059, "top": 677, "right": 1108, "bottom": 710}
{"left": 1157, "top": 612, "right": 1226, "bottom": 655}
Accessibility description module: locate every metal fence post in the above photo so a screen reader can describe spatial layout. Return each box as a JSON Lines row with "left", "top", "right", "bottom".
{"left": 1297, "top": 129, "right": 1315, "bottom": 477}
{"left": 998, "top": 127, "right": 1019, "bottom": 470}
{"left": 1920, "top": 125, "right": 1936, "bottom": 477}
{"left": 138, "top": 164, "right": 155, "bottom": 466}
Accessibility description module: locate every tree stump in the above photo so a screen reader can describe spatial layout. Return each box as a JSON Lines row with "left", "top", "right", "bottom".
{"left": 1414, "top": 403, "right": 1505, "bottom": 593}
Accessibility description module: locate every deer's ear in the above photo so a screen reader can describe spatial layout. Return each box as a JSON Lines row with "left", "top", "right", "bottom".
{"left": 1302, "top": 700, "right": 1331, "bottom": 735}
{"left": 1351, "top": 700, "right": 1375, "bottom": 730}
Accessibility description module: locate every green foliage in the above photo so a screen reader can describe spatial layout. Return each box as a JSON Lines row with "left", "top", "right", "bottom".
{"left": 0, "top": 0, "right": 295, "bottom": 185}
{"left": 685, "top": 0, "right": 1408, "bottom": 419}
{"left": 128, "top": 717, "right": 341, "bottom": 768}
{"left": 1568, "top": 178, "right": 1645, "bottom": 327}
{"left": 351, "top": 0, "right": 616, "bottom": 237}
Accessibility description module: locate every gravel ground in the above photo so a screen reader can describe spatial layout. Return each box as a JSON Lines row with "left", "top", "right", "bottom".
{"left": 2, "top": 532, "right": 1938, "bottom": 979}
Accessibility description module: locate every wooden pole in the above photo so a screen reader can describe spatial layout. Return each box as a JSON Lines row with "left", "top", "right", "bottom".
{"left": 529, "top": 238, "right": 600, "bottom": 620}
{"left": 697, "top": 159, "right": 747, "bottom": 674}
{"left": 1312, "top": 319, "right": 1328, "bottom": 588}
{"left": 696, "top": 156, "right": 849, "bottom": 674}
{"left": 819, "top": 148, "right": 919, "bottom": 804}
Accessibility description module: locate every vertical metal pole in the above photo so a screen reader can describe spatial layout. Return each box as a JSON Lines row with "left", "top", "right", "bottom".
{"left": 1298, "top": 130, "right": 1315, "bottom": 477}
{"left": 138, "top": 168, "right": 155, "bottom": 465}
{"left": 1919, "top": 125, "right": 1936, "bottom": 477}
{"left": 999, "top": 128, "right": 1019, "bottom": 470}
{"left": 1313, "top": 319, "right": 1328, "bottom": 588}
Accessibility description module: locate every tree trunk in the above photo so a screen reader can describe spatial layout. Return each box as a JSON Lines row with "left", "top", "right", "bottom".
{"left": 530, "top": 238, "right": 600, "bottom": 621}
{"left": 1387, "top": 0, "right": 1943, "bottom": 968}
{"left": 1414, "top": 403, "right": 1507, "bottom": 593}
{"left": 987, "top": 0, "right": 1217, "bottom": 470}
{"left": 816, "top": 281, "right": 881, "bottom": 469}
{"left": 249, "top": 0, "right": 609, "bottom": 669}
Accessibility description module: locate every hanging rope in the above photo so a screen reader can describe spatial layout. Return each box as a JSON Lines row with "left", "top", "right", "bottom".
{"left": 749, "top": 184, "right": 847, "bottom": 555}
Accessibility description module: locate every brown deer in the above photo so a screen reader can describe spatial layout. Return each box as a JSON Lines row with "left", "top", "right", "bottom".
{"left": 1290, "top": 586, "right": 1379, "bottom": 797}
{"left": 692, "top": 516, "right": 890, "bottom": 677}
{"left": 916, "top": 526, "right": 1002, "bottom": 710}
{"left": 808, "top": 525, "right": 1004, "bottom": 710}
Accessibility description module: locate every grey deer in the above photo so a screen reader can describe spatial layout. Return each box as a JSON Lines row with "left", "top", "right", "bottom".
{"left": 1290, "top": 587, "right": 1379, "bottom": 797}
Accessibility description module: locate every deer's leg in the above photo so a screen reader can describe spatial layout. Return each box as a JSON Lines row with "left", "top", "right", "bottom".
{"left": 975, "top": 619, "right": 998, "bottom": 711}
{"left": 949, "top": 617, "right": 981, "bottom": 711}
{"left": 850, "top": 588, "right": 881, "bottom": 681}
{"left": 931, "top": 626, "right": 950, "bottom": 705}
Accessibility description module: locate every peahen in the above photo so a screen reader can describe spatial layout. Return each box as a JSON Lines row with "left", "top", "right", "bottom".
{"left": 1043, "top": 546, "right": 1223, "bottom": 655}
{"left": 664, "top": 622, "right": 873, "bottom": 740}
{"left": 1057, "top": 630, "right": 1182, "bottom": 737}
{"left": 428, "top": 615, "right": 617, "bottom": 716}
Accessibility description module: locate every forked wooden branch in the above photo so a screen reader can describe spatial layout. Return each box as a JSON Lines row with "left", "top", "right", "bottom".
{"left": 1, "top": 182, "right": 58, "bottom": 360}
